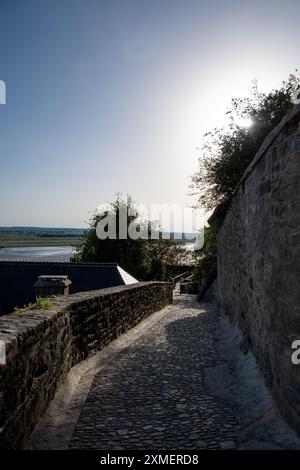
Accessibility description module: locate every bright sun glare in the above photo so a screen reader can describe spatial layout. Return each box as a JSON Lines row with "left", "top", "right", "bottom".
{"left": 235, "top": 117, "right": 253, "bottom": 128}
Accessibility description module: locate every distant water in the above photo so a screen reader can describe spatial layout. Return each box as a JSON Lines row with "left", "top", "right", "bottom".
{"left": 0, "top": 246, "right": 75, "bottom": 262}
{"left": 0, "top": 243, "right": 195, "bottom": 263}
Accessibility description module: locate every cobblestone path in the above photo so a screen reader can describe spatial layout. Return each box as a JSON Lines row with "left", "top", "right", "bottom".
{"left": 70, "top": 295, "right": 239, "bottom": 449}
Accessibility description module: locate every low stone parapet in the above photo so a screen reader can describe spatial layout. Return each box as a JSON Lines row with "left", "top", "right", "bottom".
{"left": 0, "top": 281, "right": 173, "bottom": 449}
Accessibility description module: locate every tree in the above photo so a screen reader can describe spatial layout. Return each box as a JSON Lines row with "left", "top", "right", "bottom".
{"left": 191, "top": 73, "right": 300, "bottom": 210}
{"left": 146, "top": 238, "right": 187, "bottom": 280}
{"left": 191, "top": 73, "right": 300, "bottom": 285}
{"left": 72, "top": 196, "right": 149, "bottom": 279}
{"left": 72, "top": 195, "right": 187, "bottom": 281}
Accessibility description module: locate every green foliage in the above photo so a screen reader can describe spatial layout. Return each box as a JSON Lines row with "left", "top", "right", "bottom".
{"left": 145, "top": 238, "right": 187, "bottom": 280}
{"left": 15, "top": 297, "right": 55, "bottom": 312}
{"left": 193, "top": 227, "right": 217, "bottom": 281}
{"left": 191, "top": 73, "right": 300, "bottom": 209}
{"left": 72, "top": 196, "right": 148, "bottom": 279}
{"left": 72, "top": 195, "right": 187, "bottom": 281}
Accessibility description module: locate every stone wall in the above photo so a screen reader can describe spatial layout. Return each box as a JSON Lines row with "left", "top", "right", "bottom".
{"left": 0, "top": 281, "right": 173, "bottom": 449}
{"left": 217, "top": 104, "right": 300, "bottom": 431}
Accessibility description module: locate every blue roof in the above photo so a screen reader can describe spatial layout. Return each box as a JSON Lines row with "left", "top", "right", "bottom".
{"left": 0, "top": 261, "right": 138, "bottom": 314}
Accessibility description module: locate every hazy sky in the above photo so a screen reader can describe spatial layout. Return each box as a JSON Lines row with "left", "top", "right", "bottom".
{"left": 0, "top": 0, "right": 299, "bottom": 227}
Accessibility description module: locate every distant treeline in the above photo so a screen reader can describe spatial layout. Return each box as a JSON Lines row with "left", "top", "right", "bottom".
{"left": 0, "top": 227, "right": 196, "bottom": 240}
{"left": 0, "top": 227, "right": 87, "bottom": 236}
{"left": 37, "top": 233, "right": 81, "bottom": 238}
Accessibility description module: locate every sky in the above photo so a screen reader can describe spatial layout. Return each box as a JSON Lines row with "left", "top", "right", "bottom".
{"left": 0, "top": 0, "right": 299, "bottom": 228}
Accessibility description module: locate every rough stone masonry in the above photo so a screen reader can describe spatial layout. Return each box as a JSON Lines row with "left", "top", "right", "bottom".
{"left": 217, "top": 103, "right": 300, "bottom": 431}
{"left": 0, "top": 281, "right": 173, "bottom": 449}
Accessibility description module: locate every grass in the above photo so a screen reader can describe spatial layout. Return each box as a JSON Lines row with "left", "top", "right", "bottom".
{"left": 15, "top": 297, "right": 55, "bottom": 312}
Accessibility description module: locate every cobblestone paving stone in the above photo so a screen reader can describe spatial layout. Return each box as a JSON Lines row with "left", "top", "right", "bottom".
{"left": 70, "top": 295, "right": 239, "bottom": 449}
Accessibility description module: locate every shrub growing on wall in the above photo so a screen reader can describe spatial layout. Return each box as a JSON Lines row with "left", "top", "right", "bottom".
{"left": 191, "top": 73, "right": 300, "bottom": 210}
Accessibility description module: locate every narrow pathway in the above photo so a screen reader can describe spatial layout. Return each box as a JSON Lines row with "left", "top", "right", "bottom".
{"left": 69, "top": 295, "right": 239, "bottom": 450}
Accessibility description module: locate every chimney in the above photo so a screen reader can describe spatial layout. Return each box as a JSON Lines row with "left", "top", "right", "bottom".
{"left": 34, "top": 275, "right": 72, "bottom": 298}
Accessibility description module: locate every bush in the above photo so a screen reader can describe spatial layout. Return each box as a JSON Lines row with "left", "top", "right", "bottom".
{"left": 191, "top": 73, "right": 300, "bottom": 210}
